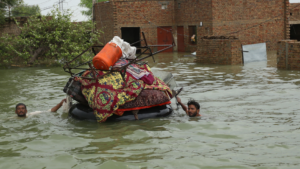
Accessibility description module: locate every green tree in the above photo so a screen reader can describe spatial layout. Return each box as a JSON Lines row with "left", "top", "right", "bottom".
{"left": 0, "top": 0, "right": 19, "bottom": 25}
{"left": 11, "top": 0, "right": 40, "bottom": 17}
{"left": 0, "top": 8, "right": 101, "bottom": 67}
{"left": 79, "top": 0, "right": 106, "bottom": 19}
{"left": 0, "top": 9, "right": 5, "bottom": 25}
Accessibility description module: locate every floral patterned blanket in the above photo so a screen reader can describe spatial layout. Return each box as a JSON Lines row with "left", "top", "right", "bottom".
{"left": 74, "top": 64, "right": 172, "bottom": 122}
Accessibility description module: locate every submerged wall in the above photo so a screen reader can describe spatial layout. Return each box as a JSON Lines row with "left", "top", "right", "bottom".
{"left": 277, "top": 40, "right": 300, "bottom": 70}
{"left": 195, "top": 37, "right": 243, "bottom": 65}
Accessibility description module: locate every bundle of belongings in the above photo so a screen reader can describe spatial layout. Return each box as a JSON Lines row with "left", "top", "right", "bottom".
{"left": 64, "top": 36, "right": 173, "bottom": 123}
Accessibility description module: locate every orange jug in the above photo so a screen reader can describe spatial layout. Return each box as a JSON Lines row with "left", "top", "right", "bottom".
{"left": 93, "top": 42, "right": 123, "bottom": 70}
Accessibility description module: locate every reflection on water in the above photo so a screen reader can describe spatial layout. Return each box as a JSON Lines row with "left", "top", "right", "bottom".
{"left": 0, "top": 51, "right": 300, "bottom": 168}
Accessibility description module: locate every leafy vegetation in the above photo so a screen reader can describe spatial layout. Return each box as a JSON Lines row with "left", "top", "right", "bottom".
{"left": 79, "top": 0, "right": 107, "bottom": 19}
{"left": 0, "top": 0, "right": 19, "bottom": 25}
{"left": 11, "top": 0, "right": 41, "bottom": 17}
{"left": 0, "top": 8, "right": 102, "bottom": 67}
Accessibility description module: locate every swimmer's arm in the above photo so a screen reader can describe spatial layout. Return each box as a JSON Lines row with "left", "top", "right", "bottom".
{"left": 27, "top": 111, "right": 43, "bottom": 116}
{"left": 50, "top": 99, "right": 66, "bottom": 112}
{"left": 176, "top": 97, "right": 188, "bottom": 114}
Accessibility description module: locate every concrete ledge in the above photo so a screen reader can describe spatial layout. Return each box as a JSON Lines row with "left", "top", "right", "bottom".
{"left": 289, "top": 21, "right": 300, "bottom": 25}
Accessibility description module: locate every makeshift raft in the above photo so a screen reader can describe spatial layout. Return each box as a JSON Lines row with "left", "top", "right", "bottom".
{"left": 69, "top": 104, "right": 173, "bottom": 122}
{"left": 63, "top": 32, "right": 177, "bottom": 122}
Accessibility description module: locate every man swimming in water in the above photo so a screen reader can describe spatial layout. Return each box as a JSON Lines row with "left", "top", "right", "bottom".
{"left": 176, "top": 97, "right": 201, "bottom": 117}
{"left": 15, "top": 99, "right": 66, "bottom": 117}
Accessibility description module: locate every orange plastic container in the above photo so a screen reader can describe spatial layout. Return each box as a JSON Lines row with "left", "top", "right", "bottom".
{"left": 93, "top": 42, "right": 122, "bottom": 70}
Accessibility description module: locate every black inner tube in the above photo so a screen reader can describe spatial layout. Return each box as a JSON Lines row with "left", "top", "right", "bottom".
{"left": 69, "top": 103, "right": 173, "bottom": 122}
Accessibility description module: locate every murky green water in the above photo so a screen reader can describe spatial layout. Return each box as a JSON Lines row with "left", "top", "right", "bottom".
{"left": 1, "top": 52, "right": 300, "bottom": 169}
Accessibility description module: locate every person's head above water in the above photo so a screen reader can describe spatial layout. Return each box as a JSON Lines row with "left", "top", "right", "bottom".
{"left": 176, "top": 96, "right": 201, "bottom": 117}
{"left": 15, "top": 103, "right": 27, "bottom": 117}
{"left": 187, "top": 100, "right": 200, "bottom": 117}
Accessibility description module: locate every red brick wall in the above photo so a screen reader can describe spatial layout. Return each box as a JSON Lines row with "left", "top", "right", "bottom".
{"left": 290, "top": 3, "right": 300, "bottom": 22}
{"left": 113, "top": 0, "right": 175, "bottom": 50}
{"left": 195, "top": 38, "right": 243, "bottom": 65}
{"left": 94, "top": 2, "right": 115, "bottom": 45}
{"left": 175, "top": 0, "right": 213, "bottom": 52}
{"left": 94, "top": 0, "right": 289, "bottom": 53}
{"left": 114, "top": 0, "right": 174, "bottom": 25}
{"left": 231, "top": 40, "right": 243, "bottom": 65}
{"left": 277, "top": 40, "right": 300, "bottom": 70}
{"left": 211, "top": 0, "right": 288, "bottom": 50}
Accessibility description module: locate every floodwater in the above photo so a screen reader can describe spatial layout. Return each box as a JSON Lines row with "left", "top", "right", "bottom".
{"left": 1, "top": 51, "right": 300, "bottom": 169}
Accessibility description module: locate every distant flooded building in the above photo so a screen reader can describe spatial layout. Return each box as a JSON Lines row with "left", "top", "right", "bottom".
{"left": 94, "top": 0, "right": 290, "bottom": 52}
{"left": 0, "top": 17, "right": 28, "bottom": 37}
{"left": 0, "top": 16, "right": 53, "bottom": 38}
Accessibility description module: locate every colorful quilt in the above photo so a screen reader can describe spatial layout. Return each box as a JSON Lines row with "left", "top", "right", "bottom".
{"left": 74, "top": 64, "right": 172, "bottom": 123}
{"left": 118, "top": 90, "right": 171, "bottom": 112}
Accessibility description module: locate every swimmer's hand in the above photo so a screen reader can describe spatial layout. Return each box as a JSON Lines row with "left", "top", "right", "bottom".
{"left": 176, "top": 97, "right": 188, "bottom": 114}
{"left": 51, "top": 99, "right": 67, "bottom": 112}
{"left": 61, "top": 98, "right": 67, "bottom": 104}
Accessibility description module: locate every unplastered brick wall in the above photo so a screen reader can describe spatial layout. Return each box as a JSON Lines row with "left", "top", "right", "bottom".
{"left": 94, "top": 2, "right": 115, "bottom": 45}
{"left": 277, "top": 40, "right": 300, "bottom": 70}
{"left": 94, "top": 0, "right": 289, "bottom": 53}
{"left": 94, "top": 0, "right": 175, "bottom": 50}
{"left": 195, "top": 38, "right": 243, "bottom": 65}
{"left": 211, "top": 0, "right": 289, "bottom": 51}
{"left": 0, "top": 17, "right": 28, "bottom": 37}
{"left": 290, "top": 3, "right": 300, "bottom": 22}
{"left": 175, "top": 0, "right": 213, "bottom": 52}
{"left": 114, "top": 0, "right": 174, "bottom": 48}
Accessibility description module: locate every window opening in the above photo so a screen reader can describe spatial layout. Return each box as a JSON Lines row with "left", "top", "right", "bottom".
{"left": 159, "top": 1, "right": 169, "bottom": 10}
{"left": 189, "top": 26, "right": 197, "bottom": 45}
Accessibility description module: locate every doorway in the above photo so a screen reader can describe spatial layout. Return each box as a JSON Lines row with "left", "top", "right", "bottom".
{"left": 121, "top": 27, "right": 141, "bottom": 47}
{"left": 157, "top": 26, "right": 173, "bottom": 52}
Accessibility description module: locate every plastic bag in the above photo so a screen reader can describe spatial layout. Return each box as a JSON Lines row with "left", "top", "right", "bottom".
{"left": 110, "top": 36, "right": 137, "bottom": 59}
{"left": 62, "top": 95, "right": 72, "bottom": 113}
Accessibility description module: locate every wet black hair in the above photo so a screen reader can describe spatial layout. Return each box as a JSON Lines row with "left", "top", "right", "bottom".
{"left": 16, "top": 103, "right": 27, "bottom": 109}
{"left": 187, "top": 100, "right": 200, "bottom": 110}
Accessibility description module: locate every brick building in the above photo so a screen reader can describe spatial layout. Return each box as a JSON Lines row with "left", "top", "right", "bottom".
{"left": 289, "top": 3, "right": 300, "bottom": 40}
{"left": 0, "top": 16, "right": 53, "bottom": 38}
{"left": 211, "top": 0, "right": 289, "bottom": 51}
{"left": 289, "top": 3, "right": 300, "bottom": 23}
{"left": 94, "top": 0, "right": 289, "bottom": 52}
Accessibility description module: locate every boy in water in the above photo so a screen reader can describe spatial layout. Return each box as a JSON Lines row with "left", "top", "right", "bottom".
{"left": 15, "top": 99, "right": 66, "bottom": 117}
{"left": 176, "top": 97, "right": 201, "bottom": 117}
